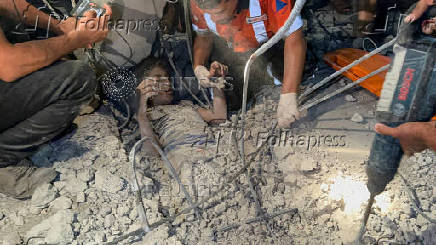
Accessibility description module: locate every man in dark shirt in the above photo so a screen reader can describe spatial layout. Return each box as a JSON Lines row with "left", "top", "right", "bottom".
{"left": 0, "top": 0, "right": 111, "bottom": 199}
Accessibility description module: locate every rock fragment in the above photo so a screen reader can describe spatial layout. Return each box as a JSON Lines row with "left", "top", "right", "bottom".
{"left": 76, "top": 192, "right": 86, "bottom": 203}
{"left": 344, "top": 94, "right": 357, "bottom": 102}
{"left": 104, "top": 214, "right": 115, "bottom": 228}
{"left": 31, "top": 183, "right": 58, "bottom": 208}
{"left": 1, "top": 231, "right": 21, "bottom": 245}
{"left": 26, "top": 210, "right": 75, "bottom": 245}
{"left": 94, "top": 170, "right": 125, "bottom": 193}
{"left": 10, "top": 212, "right": 24, "bottom": 226}
{"left": 95, "top": 232, "right": 107, "bottom": 243}
{"left": 350, "top": 113, "right": 364, "bottom": 123}
{"left": 51, "top": 196, "right": 73, "bottom": 210}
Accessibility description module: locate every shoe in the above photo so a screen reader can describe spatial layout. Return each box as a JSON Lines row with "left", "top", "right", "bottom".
{"left": 0, "top": 159, "right": 58, "bottom": 200}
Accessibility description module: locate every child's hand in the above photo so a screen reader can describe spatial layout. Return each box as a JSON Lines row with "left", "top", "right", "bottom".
{"left": 137, "top": 78, "right": 159, "bottom": 100}
{"left": 422, "top": 17, "right": 436, "bottom": 34}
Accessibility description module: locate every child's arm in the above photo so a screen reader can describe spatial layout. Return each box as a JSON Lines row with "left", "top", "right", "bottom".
{"left": 405, "top": 0, "right": 434, "bottom": 23}
{"left": 136, "top": 80, "right": 160, "bottom": 156}
{"left": 197, "top": 88, "right": 227, "bottom": 123}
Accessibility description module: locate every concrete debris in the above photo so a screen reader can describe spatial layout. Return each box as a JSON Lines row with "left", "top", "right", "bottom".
{"left": 1, "top": 231, "right": 21, "bottom": 245}
{"left": 94, "top": 169, "right": 125, "bottom": 193}
{"left": 1, "top": 49, "right": 435, "bottom": 245}
{"left": 76, "top": 192, "right": 86, "bottom": 203}
{"left": 9, "top": 212, "right": 24, "bottom": 226}
{"left": 351, "top": 112, "right": 364, "bottom": 123}
{"left": 51, "top": 196, "right": 73, "bottom": 210}
{"left": 26, "top": 210, "right": 75, "bottom": 245}
{"left": 344, "top": 94, "right": 357, "bottom": 102}
{"left": 31, "top": 183, "right": 58, "bottom": 208}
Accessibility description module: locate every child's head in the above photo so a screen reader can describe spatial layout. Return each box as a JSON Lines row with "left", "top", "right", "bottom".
{"left": 142, "top": 57, "right": 173, "bottom": 105}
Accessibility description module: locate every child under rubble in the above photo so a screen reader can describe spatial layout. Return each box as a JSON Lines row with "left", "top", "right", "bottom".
{"left": 135, "top": 57, "right": 228, "bottom": 173}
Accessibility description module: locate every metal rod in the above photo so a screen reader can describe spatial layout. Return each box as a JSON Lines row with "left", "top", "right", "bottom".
{"left": 299, "top": 64, "right": 390, "bottom": 111}
{"left": 299, "top": 37, "right": 397, "bottom": 101}
{"left": 356, "top": 194, "right": 375, "bottom": 243}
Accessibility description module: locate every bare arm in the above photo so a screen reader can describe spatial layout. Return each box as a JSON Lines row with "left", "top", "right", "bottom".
{"left": 281, "top": 28, "right": 306, "bottom": 94}
{"left": 0, "top": 6, "right": 112, "bottom": 82}
{"left": 193, "top": 34, "right": 214, "bottom": 69}
{"left": 0, "top": 28, "right": 77, "bottom": 82}
{"left": 137, "top": 94, "right": 160, "bottom": 156}
{"left": 197, "top": 88, "right": 227, "bottom": 123}
{"left": 0, "top": 0, "right": 65, "bottom": 34}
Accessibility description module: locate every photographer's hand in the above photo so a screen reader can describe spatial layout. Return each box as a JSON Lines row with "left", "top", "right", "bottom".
{"left": 67, "top": 4, "right": 112, "bottom": 49}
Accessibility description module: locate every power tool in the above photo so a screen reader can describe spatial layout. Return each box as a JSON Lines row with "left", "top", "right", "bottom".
{"left": 358, "top": 35, "right": 436, "bottom": 241}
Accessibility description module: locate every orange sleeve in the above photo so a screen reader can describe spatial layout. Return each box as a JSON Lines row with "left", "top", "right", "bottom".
{"left": 190, "top": 0, "right": 210, "bottom": 34}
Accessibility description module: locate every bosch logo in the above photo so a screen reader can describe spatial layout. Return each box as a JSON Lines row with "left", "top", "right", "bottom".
{"left": 398, "top": 68, "right": 415, "bottom": 101}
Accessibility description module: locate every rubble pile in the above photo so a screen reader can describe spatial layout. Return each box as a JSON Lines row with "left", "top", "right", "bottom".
{"left": 0, "top": 86, "right": 435, "bottom": 244}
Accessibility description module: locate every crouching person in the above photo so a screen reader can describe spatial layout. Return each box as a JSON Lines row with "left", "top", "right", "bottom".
{"left": 0, "top": 0, "right": 111, "bottom": 199}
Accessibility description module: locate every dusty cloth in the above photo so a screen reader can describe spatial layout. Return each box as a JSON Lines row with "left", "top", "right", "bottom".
{"left": 0, "top": 61, "right": 96, "bottom": 167}
{"left": 148, "top": 101, "right": 216, "bottom": 171}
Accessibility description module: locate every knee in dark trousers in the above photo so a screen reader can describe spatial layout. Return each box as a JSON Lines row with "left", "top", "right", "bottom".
{"left": 0, "top": 61, "right": 97, "bottom": 166}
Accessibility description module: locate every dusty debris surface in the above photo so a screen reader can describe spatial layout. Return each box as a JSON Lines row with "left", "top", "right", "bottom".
{"left": 1, "top": 84, "right": 435, "bottom": 245}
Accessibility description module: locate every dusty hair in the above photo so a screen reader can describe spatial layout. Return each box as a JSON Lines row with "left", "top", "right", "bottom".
{"left": 141, "top": 57, "right": 170, "bottom": 80}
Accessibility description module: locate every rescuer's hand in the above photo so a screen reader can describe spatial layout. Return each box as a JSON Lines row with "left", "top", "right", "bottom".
{"left": 374, "top": 122, "right": 430, "bottom": 155}
{"left": 194, "top": 61, "right": 228, "bottom": 88}
{"left": 277, "top": 93, "right": 300, "bottom": 128}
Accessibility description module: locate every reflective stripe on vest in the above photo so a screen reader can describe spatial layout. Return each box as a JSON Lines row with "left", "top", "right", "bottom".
{"left": 249, "top": 0, "right": 268, "bottom": 44}
{"left": 204, "top": 13, "right": 218, "bottom": 35}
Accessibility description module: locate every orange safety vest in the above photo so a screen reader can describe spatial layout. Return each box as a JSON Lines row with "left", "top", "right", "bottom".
{"left": 191, "top": 0, "right": 303, "bottom": 53}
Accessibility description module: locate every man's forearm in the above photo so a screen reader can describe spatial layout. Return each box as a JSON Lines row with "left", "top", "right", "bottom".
{"left": 0, "top": 0, "right": 63, "bottom": 33}
{"left": 282, "top": 29, "right": 306, "bottom": 94}
{"left": 0, "top": 33, "right": 79, "bottom": 82}
{"left": 193, "top": 34, "right": 213, "bottom": 69}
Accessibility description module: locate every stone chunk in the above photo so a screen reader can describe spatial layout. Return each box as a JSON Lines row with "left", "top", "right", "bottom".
{"left": 344, "top": 94, "right": 357, "bottom": 102}
{"left": 26, "top": 210, "right": 75, "bottom": 245}
{"left": 31, "top": 183, "right": 58, "bottom": 208}
{"left": 94, "top": 170, "right": 125, "bottom": 193}
{"left": 351, "top": 113, "right": 364, "bottom": 123}
{"left": 51, "top": 196, "right": 72, "bottom": 210}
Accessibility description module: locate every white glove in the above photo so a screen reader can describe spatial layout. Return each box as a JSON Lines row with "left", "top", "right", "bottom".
{"left": 194, "top": 62, "right": 228, "bottom": 89}
{"left": 277, "top": 93, "right": 300, "bottom": 128}
{"left": 194, "top": 65, "right": 215, "bottom": 88}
